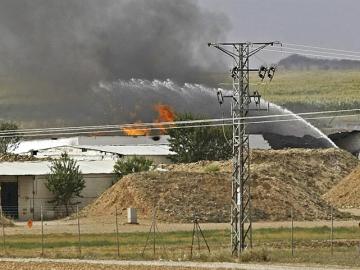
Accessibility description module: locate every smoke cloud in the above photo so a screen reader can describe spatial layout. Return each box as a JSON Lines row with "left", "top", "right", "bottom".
{"left": 0, "top": 0, "right": 230, "bottom": 126}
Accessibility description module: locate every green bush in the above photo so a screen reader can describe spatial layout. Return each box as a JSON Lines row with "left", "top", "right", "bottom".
{"left": 113, "top": 156, "right": 153, "bottom": 180}
{"left": 168, "top": 113, "right": 232, "bottom": 163}
{"left": 45, "top": 152, "right": 85, "bottom": 216}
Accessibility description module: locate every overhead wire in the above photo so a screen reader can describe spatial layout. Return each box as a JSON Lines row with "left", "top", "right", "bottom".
{"left": 279, "top": 46, "right": 360, "bottom": 59}
{"left": 0, "top": 112, "right": 358, "bottom": 138}
{"left": 263, "top": 48, "right": 360, "bottom": 61}
{"left": 1, "top": 108, "right": 360, "bottom": 136}
{"left": 263, "top": 42, "right": 360, "bottom": 61}
{"left": 282, "top": 42, "right": 360, "bottom": 55}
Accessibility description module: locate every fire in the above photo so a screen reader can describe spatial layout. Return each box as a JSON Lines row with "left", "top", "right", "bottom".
{"left": 154, "top": 104, "right": 175, "bottom": 134}
{"left": 154, "top": 104, "right": 175, "bottom": 122}
{"left": 122, "top": 122, "right": 150, "bottom": 136}
{"left": 122, "top": 104, "right": 175, "bottom": 136}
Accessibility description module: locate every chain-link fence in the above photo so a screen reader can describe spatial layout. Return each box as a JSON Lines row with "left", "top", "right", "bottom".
{"left": 0, "top": 205, "right": 359, "bottom": 263}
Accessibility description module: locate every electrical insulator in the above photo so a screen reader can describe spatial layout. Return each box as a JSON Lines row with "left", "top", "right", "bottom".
{"left": 267, "top": 66, "right": 276, "bottom": 81}
{"left": 258, "top": 65, "right": 267, "bottom": 80}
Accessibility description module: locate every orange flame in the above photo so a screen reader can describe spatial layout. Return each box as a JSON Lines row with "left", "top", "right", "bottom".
{"left": 121, "top": 104, "right": 175, "bottom": 136}
{"left": 122, "top": 122, "right": 150, "bottom": 136}
{"left": 154, "top": 104, "right": 175, "bottom": 122}
{"left": 154, "top": 104, "right": 175, "bottom": 134}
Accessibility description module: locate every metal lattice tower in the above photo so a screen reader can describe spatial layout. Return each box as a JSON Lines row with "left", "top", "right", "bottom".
{"left": 208, "top": 42, "right": 279, "bottom": 255}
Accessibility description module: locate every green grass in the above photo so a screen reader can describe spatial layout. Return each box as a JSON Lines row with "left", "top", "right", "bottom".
{"left": 214, "top": 70, "right": 360, "bottom": 111}
{"left": 260, "top": 70, "right": 360, "bottom": 112}
{"left": 1, "top": 226, "right": 360, "bottom": 266}
{"left": 254, "top": 226, "right": 360, "bottom": 241}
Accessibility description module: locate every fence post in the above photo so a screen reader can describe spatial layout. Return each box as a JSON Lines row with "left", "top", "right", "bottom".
{"left": 153, "top": 209, "right": 156, "bottom": 258}
{"left": 77, "top": 205, "right": 81, "bottom": 257}
{"left": 0, "top": 206, "right": 5, "bottom": 256}
{"left": 331, "top": 206, "right": 334, "bottom": 255}
{"left": 115, "top": 206, "right": 120, "bottom": 258}
{"left": 41, "top": 205, "right": 44, "bottom": 257}
{"left": 291, "top": 208, "right": 294, "bottom": 257}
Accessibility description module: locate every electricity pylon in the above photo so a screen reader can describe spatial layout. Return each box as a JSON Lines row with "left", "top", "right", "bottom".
{"left": 208, "top": 41, "right": 280, "bottom": 256}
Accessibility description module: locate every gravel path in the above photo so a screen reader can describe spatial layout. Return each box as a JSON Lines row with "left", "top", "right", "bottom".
{"left": 0, "top": 258, "right": 358, "bottom": 270}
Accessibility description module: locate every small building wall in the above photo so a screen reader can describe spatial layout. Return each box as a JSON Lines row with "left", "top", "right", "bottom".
{"left": 0, "top": 176, "right": 17, "bottom": 182}
{"left": 5, "top": 173, "right": 115, "bottom": 221}
{"left": 18, "top": 176, "right": 35, "bottom": 220}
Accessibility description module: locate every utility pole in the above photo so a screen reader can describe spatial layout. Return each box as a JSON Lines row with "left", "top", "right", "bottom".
{"left": 208, "top": 41, "right": 280, "bottom": 256}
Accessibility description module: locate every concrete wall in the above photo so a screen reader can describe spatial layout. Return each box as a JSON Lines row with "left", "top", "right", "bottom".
{"left": 18, "top": 176, "right": 35, "bottom": 220}
{"left": 0, "top": 176, "right": 17, "bottom": 182}
{"left": 0, "top": 173, "right": 115, "bottom": 221}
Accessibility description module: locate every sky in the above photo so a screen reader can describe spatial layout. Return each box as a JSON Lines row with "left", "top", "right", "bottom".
{"left": 198, "top": 0, "right": 360, "bottom": 55}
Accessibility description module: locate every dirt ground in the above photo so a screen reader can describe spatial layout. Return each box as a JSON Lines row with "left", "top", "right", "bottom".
{"left": 4, "top": 213, "right": 360, "bottom": 236}
{"left": 0, "top": 258, "right": 357, "bottom": 270}
{"left": 0, "top": 261, "right": 198, "bottom": 270}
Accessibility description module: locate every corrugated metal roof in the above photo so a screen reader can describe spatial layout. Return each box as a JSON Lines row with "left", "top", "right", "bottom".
{"left": 14, "top": 135, "right": 171, "bottom": 154}
{"left": 71, "top": 145, "right": 176, "bottom": 156}
{"left": 0, "top": 160, "right": 116, "bottom": 176}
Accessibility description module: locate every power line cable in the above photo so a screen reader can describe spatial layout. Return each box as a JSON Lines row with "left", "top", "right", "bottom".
{"left": 283, "top": 42, "right": 360, "bottom": 55}
{"left": 281, "top": 46, "right": 360, "bottom": 60}
{"left": 263, "top": 48, "right": 360, "bottom": 61}
{"left": 1, "top": 108, "right": 359, "bottom": 135}
{"left": 1, "top": 113, "right": 358, "bottom": 139}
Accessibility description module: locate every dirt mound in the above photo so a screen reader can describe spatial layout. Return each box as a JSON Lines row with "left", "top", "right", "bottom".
{"left": 250, "top": 148, "right": 357, "bottom": 220}
{"left": 83, "top": 149, "right": 358, "bottom": 222}
{"left": 82, "top": 171, "right": 230, "bottom": 222}
{"left": 324, "top": 165, "right": 360, "bottom": 208}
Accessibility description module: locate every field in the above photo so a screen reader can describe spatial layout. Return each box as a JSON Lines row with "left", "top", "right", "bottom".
{"left": 261, "top": 70, "right": 360, "bottom": 110}
{"left": 1, "top": 219, "right": 360, "bottom": 268}
{"left": 213, "top": 70, "right": 360, "bottom": 112}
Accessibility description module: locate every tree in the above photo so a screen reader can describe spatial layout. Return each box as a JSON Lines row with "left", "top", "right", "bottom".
{"left": 0, "top": 121, "right": 21, "bottom": 154}
{"left": 113, "top": 156, "right": 153, "bottom": 180}
{"left": 168, "top": 113, "right": 232, "bottom": 163}
{"left": 45, "top": 153, "right": 85, "bottom": 216}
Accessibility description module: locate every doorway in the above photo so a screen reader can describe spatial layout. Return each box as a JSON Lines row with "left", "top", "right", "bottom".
{"left": 1, "top": 182, "right": 18, "bottom": 219}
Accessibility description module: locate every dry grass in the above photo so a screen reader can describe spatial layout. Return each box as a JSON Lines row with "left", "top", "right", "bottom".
{"left": 1, "top": 226, "right": 360, "bottom": 266}
{"left": 0, "top": 262, "right": 208, "bottom": 270}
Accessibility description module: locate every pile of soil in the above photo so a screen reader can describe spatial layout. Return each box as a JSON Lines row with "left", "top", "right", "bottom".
{"left": 324, "top": 165, "right": 360, "bottom": 208}
{"left": 82, "top": 149, "right": 358, "bottom": 222}
{"left": 250, "top": 148, "right": 357, "bottom": 220}
{"left": 82, "top": 171, "right": 230, "bottom": 222}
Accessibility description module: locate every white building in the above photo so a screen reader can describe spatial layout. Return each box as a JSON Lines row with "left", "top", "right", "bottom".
{"left": 13, "top": 135, "right": 171, "bottom": 154}
{"left": 0, "top": 160, "right": 115, "bottom": 221}
{"left": 23, "top": 145, "right": 175, "bottom": 164}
